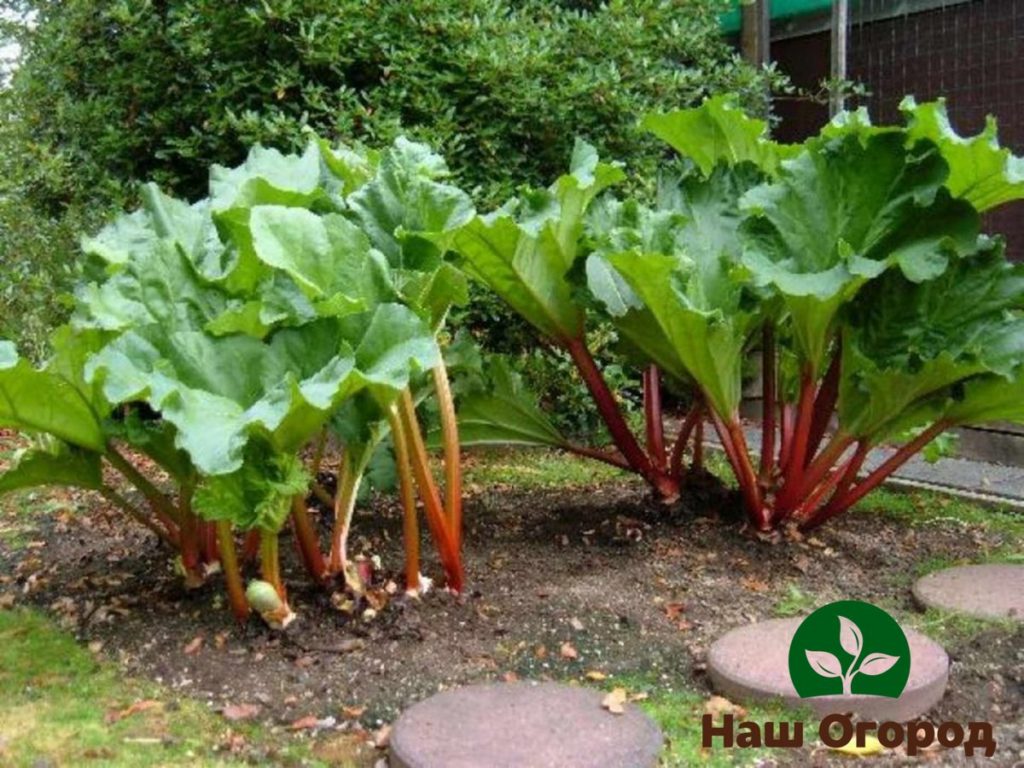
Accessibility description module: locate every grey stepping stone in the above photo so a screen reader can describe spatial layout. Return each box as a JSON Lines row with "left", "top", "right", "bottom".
{"left": 707, "top": 617, "right": 949, "bottom": 721}
{"left": 389, "top": 682, "right": 663, "bottom": 768}
{"left": 913, "top": 563, "right": 1024, "bottom": 621}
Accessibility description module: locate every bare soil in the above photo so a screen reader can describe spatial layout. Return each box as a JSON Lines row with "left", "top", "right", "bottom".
{"left": 1, "top": 453, "right": 1021, "bottom": 766}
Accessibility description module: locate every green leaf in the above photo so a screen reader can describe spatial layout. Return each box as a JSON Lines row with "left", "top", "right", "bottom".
{"left": 740, "top": 131, "right": 980, "bottom": 370}
{"left": 452, "top": 140, "right": 621, "bottom": 343}
{"left": 0, "top": 445, "right": 103, "bottom": 493}
{"left": 347, "top": 137, "right": 475, "bottom": 270}
{"left": 193, "top": 445, "right": 309, "bottom": 532}
{"left": 209, "top": 142, "right": 325, "bottom": 213}
{"left": 248, "top": 206, "right": 382, "bottom": 316}
{"left": 901, "top": 97, "right": 1024, "bottom": 212}
{"left": 74, "top": 240, "right": 227, "bottom": 333}
{"left": 839, "top": 242, "right": 1024, "bottom": 438}
{"left": 0, "top": 344, "right": 106, "bottom": 452}
{"left": 86, "top": 305, "right": 437, "bottom": 475}
{"left": 453, "top": 357, "right": 568, "bottom": 448}
{"left": 589, "top": 166, "right": 763, "bottom": 415}
{"left": 642, "top": 95, "right": 794, "bottom": 177}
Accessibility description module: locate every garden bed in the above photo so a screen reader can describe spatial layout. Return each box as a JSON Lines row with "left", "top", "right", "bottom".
{"left": 1, "top": 448, "right": 1022, "bottom": 766}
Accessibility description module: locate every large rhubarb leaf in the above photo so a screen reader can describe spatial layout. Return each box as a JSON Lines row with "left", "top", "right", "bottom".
{"left": 642, "top": 95, "right": 795, "bottom": 177}
{"left": 454, "top": 357, "right": 568, "bottom": 448}
{"left": 347, "top": 138, "right": 475, "bottom": 271}
{"left": 741, "top": 130, "right": 980, "bottom": 371}
{"left": 839, "top": 242, "right": 1024, "bottom": 439}
{"left": 452, "top": 140, "right": 622, "bottom": 342}
{"left": 0, "top": 445, "right": 103, "bottom": 493}
{"left": 0, "top": 342, "right": 105, "bottom": 452}
{"left": 86, "top": 305, "right": 439, "bottom": 475}
{"left": 901, "top": 98, "right": 1024, "bottom": 212}
{"left": 592, "top": 165, "right": 763, "bottom": 416}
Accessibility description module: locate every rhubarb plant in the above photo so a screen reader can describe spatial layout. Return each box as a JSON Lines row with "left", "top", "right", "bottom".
{"left": 0, "top": 135, "right": 472, "bottom": 626}
{"left": 599, "top": 97, "right": 1024, "bottom": 530}
{"left": 451, "top": 95, "right": 1024, "bottom": 531}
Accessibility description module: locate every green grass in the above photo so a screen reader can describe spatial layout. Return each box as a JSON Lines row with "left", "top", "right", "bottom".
{"left": 900, "top": 606, "right": 1020, "bottom": 647}
{"left": 772, "top": 583, "right": 818, "bottom": 618}
{"left": 463, "top": 447, "right": 635, "bottom": 490}
{"left": 602, "top": 674, "right": 812, "bottom": 766}
{"left": 855, "top": 486, "right": 1024, "bottom": 541}
{"left": 0, "top": 608, "right": 326, "bottom": 767}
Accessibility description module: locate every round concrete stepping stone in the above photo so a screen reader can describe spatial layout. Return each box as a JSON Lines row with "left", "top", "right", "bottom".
{"left": 913, "top": 563, "right": 1024, "bottom": 621}
{"left": 707, "top": 617, "right": 949, "bottom": 722}
{"left": 389, "top": 682, "right": 663, "bottom": 768}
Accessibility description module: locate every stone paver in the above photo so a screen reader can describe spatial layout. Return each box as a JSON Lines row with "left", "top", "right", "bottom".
{"left": 389, "top": 682, "right": 663, "bottom": 768}
{"left": 913, "top": 564, "right": 1024, "bottom": 621}
{"left": 707, "top": 618, "right": 949, "bottom": 722}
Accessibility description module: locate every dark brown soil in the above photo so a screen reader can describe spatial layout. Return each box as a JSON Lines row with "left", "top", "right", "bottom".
{"left": 1, "top": 453, "right": 1022, "bottom": 767}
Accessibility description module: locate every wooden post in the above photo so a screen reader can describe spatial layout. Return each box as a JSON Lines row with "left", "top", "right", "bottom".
{"left": 741, "top": 0, "right": 771, "bottom": 67}
{"left": 830, "top": 0, "right": 849, "bottom": 117}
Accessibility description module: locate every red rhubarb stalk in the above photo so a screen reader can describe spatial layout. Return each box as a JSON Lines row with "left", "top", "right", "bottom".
{"left": 291, "top": 495, "right": 328, "bottom": 583}
{"left": 710, "top": 411, "right": 765, "bottom": 528}
{"left": 693, "top": 418, "right": 704, "bottom": 473}
{"left": 759, "top": 325, "right": 776, "bottom": 482}
{"left": 778, "top": 403, "right": 795, "bottom": 471}
{"left": 775, "top": 431, "right": 854, "bottom": 514}
{"left": 215, "top": 521, "right": 250, "bottom": 623}
{"left": 805, "top": 345, "right": 841, "bottom": 463}
{"left": 564, "top": 336, "right": 677, "bottom": 500}
{"left": 242, "top": 530, "right": 260, "bottom": 563}
{"left": 669, "top": 403, "right": 702, "bottom": 480}
{"left": 803, "top": 423, "right": 947, "bottom": 529}
{"left": 783, "top": 367, "right": 817, "bottom": 490}
{"left": 643, "top": 365, "right": 667, "bottom": 470}
{"left": 564, "top": 443, "right": 630, "bottom": 470}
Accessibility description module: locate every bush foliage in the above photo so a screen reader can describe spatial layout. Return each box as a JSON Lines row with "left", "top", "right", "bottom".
{"left": 0, "top": 0, "right": 777, "bottom": 404}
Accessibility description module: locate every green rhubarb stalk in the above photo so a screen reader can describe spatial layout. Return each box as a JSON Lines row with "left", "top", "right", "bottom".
{"left": 389, "top": 406, "right": 421, "bottom": 594}
{"left": 431, "top": 362, "right": 462, "bottom": 547}
{"left": 330, "top": 448, "right": 369, "bottom": 593}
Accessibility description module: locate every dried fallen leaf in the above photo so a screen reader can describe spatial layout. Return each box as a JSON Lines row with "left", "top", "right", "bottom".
{"left": 342, "top": 705, "right": 366, "bottom": 719}
{"left": 373, "top": 724, "right": 392, "bottom": 749}
{"left": 585, "top": 670, "right": 607, "bottom": 681}
{"left": 222, "top": 703, "right": 260, "bottom": 722}
{"left": 601, "top": 688, "right": 628, "bottom": 715}
{"left": 559, "top": 642, "right": 578, "bottom": 660}
{"left": 628, "top": 692, "right": 649, "bottom": 702}
{"left": 183, "top": 636, "right": 203, "bottom": 655}
{"left": 534, "top": 645, "right": 548, "bottom": 660}
{"left": 0, "top": 593, "right": 15, "bottom": 609}
{"left": 663, "top": 602, "right": 686, "bottom": 621}
{"left": 289, "top": 715, "right": 320, "bottom": 731}
{"left": 569, "top": 617, "right": 584, "bottom": 632}
{"left": 703, "top": 695, "right": 747, "bottom": 719}
{"left": 830, "top": 733, "right": 885, "bottom": 756}
{"left": 740, "top": 576, "right": 769, "bottom": 593}
{"left": 502, "top": 671, "right": 519, "bottom": 683}
{"left": 106, "top": 699, "right": 161, "bottom": 723}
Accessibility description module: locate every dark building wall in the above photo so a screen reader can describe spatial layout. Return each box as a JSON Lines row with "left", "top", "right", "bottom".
{"left": 771, "top": 0, "right": 1024, "bottom": 258}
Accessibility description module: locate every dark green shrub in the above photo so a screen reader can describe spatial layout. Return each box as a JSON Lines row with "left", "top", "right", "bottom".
{"left": 0, "top": 0, "right": 779, "bottom": 392}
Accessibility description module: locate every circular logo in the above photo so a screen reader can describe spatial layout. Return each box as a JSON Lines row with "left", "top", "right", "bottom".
{"left": 788, "top": 600, "right": 911, "bottom": 698}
